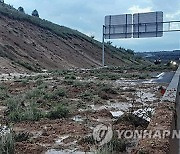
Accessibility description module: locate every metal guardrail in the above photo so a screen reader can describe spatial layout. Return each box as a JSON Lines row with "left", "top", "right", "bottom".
{"left": 161, "top": 65, "right": 180, "bottom": 154}
{"left": 162, "top": 65, "right": 180, "bottom": 103}
{"left": 135, "top": 66, "right": 180, "bottom": 153}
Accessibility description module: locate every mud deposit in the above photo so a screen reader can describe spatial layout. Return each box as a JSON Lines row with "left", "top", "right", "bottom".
{"left": 0, "top": 69, "right": 169, "bottom": 153}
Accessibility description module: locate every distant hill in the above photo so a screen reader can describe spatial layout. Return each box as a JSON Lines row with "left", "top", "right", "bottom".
{"left": 0, "top": 3, "right": 146, "bottom": 73}
{"left": 137, "top": 50, "right": 180, "bottom": 62}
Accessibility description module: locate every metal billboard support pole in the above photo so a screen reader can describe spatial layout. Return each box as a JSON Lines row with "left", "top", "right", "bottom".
{"left": 102, "top": 25, "right": 105, "bottom": 67}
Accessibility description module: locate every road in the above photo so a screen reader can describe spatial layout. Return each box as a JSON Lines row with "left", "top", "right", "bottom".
{"left": 143, "top": 71, "right": 175, "bottom": 84}
{"left": 153, "top": 72, "right": 175, "bottom": 83}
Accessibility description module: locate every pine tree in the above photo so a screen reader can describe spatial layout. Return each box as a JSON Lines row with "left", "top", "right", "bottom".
{"left": 18, "top": 7, "right": 25, "bottom": 13}
{"left": 32, "top": 9, "right": 39, "bottom": 17}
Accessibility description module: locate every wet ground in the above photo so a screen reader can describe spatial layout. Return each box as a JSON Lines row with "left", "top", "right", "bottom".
{"left": 0, "top": 68, "right": 172, "bottom": 154}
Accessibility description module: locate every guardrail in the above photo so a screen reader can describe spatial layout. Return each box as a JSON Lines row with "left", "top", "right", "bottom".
{"left": 135, "top": 65, "right": 180, "bottom": 154}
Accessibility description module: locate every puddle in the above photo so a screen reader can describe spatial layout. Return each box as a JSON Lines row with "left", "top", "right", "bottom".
{"left": 136, "top": 91, "right": 156, "bottom": 103}
{"left": 0, "top": 106, "right": 7, "bottom": 112}
{"left": 72, "top": 115, "right": 84, "bottom": 122}
{"left": 109, "top": 102, "right": 132, "bottom": 111}
{"left": 110, "top": 111, "right": 124, "bottom": 118}
{"left": 90, "top": 102, "right": 131, "bottom": 119}
{"left": 90, "top": 104, "right": 107, "bottom": 110}
{"left": 32, "top": 131, "right": 43, "bottom": 139}
{"left": 90, "top": 102, "right": 132, "bottom": 112}
{"left": 0, "top": 72, "right": 50, "bottom": 81}
{"left": 96, "top": 117, "right": 115, "bottom": 122}
{"left": 114, "top": 80, "right": 137, "bottom": 87}
{"left": 45, "top": 149, "right": 93, "bottom": 154}
{"left": 0, "top": 125, "right": 11, "bottom": 135}
{"left": 55, "top": 135, "right": 69, "bottom": 145}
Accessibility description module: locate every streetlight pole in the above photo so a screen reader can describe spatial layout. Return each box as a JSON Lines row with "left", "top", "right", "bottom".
{"left": 102, "top": 25, "right": 105, "bottom": 67}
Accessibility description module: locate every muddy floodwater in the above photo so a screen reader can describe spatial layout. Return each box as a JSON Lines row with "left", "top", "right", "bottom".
{"left": 0, "top": 69, "right": 171, "bottom": 153}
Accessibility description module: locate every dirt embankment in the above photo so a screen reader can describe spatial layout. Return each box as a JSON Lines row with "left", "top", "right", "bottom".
{"left": 0, "top": 13, "right": 137, "bottom": 73}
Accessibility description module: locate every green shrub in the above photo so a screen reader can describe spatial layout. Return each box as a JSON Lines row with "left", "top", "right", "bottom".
{"left": 72, "top": 81, "right": 85, "bottom": 87}
{"left": 7, "top": 97, "right": 43, "bottom": 122}
{"left": 55, "top": 88, "right": 66, "bottom": 97}
{"left": 35, "top": 79, "right": 43, "bottom": 86}
{"left": 8, "top": 106, "right": 43, "bottom": 122}
{"left": 79, "top": 135, "right": 95, "bottom": 145}
{"left": 100, "top": 86, "right": 118, "bottom": 94}
{"left": 63, "top": 80, "right": 74, "bottom": 85}
{"left": 47, "top": 104, "right": 69, "bottom": 119}
{"left": 79, "top": 91, "right": 93, "bottom": 101}
{"left": 0, "top": 127, "right": 14, "bottom": 154}
{"left": 65, "top": 74, "right": 76, "bottom": 80}
{"left": 14, "top": 132, "right": 30, "bottom": 142}
{"left": 96, "top": 138, "right": 128, "bottom": 154}
{"left": 44, "top": 88, "right": 66, "bottom": 100}
{"left": 0, "top": 90, "right": 9, "bottom": 101}
{"left": 25, "top": 88, "right": 44, "bottom": 99}
{"left": 114, "top": 113, "right": 149, "bottom": 128}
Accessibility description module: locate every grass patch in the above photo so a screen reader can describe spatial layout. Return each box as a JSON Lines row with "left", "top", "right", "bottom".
{"left": 64, "top": 74, "right": 76, "bottom": 80}
{"left": 96, "top": 138, "right": 128, "bottom": 154}
{"left": 25, "top": 88, "right": 45, "bottom": 99}
{"left": 0, "top": 127, "right": 14, "bottom": 154}
{"left": 79, "top": 90, "right": 94, "bottom": 101}
{"left": 47, "top": 104, "right": 69, "bottom": 119}
{"left": 44, "top": 88, "right": 66, "bottom": 100}
{"left": 7, "top": 97, "right": 43, "bottom": 122}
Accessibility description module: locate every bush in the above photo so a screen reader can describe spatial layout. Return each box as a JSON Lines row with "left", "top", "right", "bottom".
{"left": 25, "top": 88, "right": 45, "bottom": 99}
{"left": 65, "top": 74, "right": 76, "bottom": 80}
{"left": 96, "top": 138, "right": 128, "bottom": 153}
{"left": 7, "top": 97, "right": 43, "bottom": 122}
{"left": 44, "top": 88, "right": 66, "bottom": 100}
{"left": 32, "top": 9, "right": 39, "bottom": 17}
{"left": 55, "top": 88, "right": 66, "bottom": 97}
{"left": 100, "top": 86, "right": 118, "bottom": 94}
{"left": 0, "top": 90, "right": 9, "bottom": 101}
{"left": 0, "top": 127, "right": 14, "bottom": 154}
{"left": 79, "top": 91, "right": 93, "bottom": 101}
{"left": 47, "top": 104, "right": 69, "bottom": 119}
{"left": 14, "top": 132, "right": 29, "bottom": 142}
{"left": 78, "top": 135, "right": 95, "bottom": 145}
{"left": 18, "top": 6, "right": 25, "bottom": 13}
{"left": 114, "top": 113, "right": 149, "bottom": 128}
{"left": 8, "top": 106, "right": 43, "bottom": 122}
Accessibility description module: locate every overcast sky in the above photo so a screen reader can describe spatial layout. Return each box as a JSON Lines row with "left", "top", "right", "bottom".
{"left": 6, "top": 0, "right": 180, "bottom": 52}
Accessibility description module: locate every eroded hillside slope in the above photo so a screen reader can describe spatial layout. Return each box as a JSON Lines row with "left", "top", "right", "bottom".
{"left": 0, "top": 3, "right": 142, "bottom": 73}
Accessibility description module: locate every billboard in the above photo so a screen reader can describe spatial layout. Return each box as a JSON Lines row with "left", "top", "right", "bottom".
{"left": 104, "top": 14, "right": 132, "bottom": 39}
{"left": 133, "top": 11, "right": 163, "bottom": 38}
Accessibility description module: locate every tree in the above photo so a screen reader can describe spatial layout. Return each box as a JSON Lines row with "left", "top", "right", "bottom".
{"left": 0, "top": 0, "right": 4, "bottom": 3}
{"left": 32, "top": 9, "right": 39, "bottom": 17}
{"left": 18, "top": 6, "right": 25, "bottom": 13}
{"left": 106, "top": 41, "right": 112, "bottom": 45}
{"left": 126, "top": 49, "right": 134, "bottom": 55}
{"left": 90, "top": 35, "right": 95, "bottom": 39}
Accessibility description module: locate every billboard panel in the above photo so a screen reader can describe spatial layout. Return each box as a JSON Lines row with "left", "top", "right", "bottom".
{"left": 133, "top": 11, "right": 163, "bottom": 38}
{"left": 104, "top": 14, "right": 132, "bottom": 39}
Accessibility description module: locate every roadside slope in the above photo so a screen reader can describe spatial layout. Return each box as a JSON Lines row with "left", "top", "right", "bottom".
{"left": 0, "top": 3, "right": 143, "bottom": 73}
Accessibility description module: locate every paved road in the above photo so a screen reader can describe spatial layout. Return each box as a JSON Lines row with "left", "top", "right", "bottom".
{"left": 143, "top": 72, "right": 175, "bottom": 84}
{"left": 154, "top": 72, "right": 175, "bottom": 83}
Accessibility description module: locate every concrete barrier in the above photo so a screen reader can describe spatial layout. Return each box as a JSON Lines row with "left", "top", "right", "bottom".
{"left": 135, "top": 65, "right": 180, "bottom": 154}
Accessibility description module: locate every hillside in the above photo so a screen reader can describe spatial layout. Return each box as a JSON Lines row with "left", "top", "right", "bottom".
{"left": 0, "top": 3, "right": 144, "bottom": 73}
{"left": 137, "top": 50, "right": 180, "bottom": 62}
